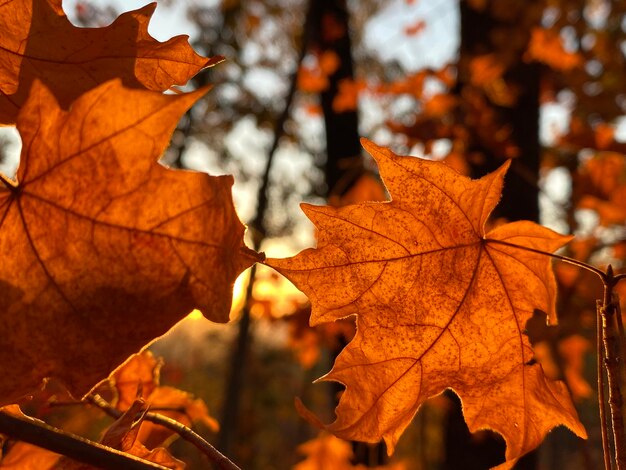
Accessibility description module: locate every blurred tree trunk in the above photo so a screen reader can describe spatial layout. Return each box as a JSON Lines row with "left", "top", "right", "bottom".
{"left": 313, "top": 0, "right": 387, "bottom": 465}
{"left": 316, "top": 0, "right": 363, "bottom": 197}
{"left": 444, "top": 1, "right": 543, "bottom": 469}
{"left": 456, "top": 0, "right": 541, "bottom": 223}
{"left": 217, "top": 2, "right": 315, "bottom": 460}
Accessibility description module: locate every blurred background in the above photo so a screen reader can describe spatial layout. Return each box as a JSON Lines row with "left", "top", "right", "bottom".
{"left": 3, "top": 0, "right": 626, "bottom": 468}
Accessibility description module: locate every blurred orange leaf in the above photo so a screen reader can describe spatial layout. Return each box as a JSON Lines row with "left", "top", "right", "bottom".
{"left": 526, "top": 28, "right": 582, "bottom": 71}
{"left": 403, "top": 20, "right": 426, "bottom": 37}
{"left": 329, "top": 174, "right": 387, "bottom": 207}
{"left": 0, "top": 80, "right": 259, "bottom": 405}
{"left": 294, "top": 432, "right": 406, "bottom": 470}
{"left": 576, "top": 152, "right": 626, "bottom": 226}
{"left": 469, "top": 54, "right": 505, "bottom": 86}
{"left": 0, "top": 0, "right": 219, "bottom": 124}
{"left": 0, "top": 441, "right": 62, "bottom": 469}
{"left": 559, "top": 335, "right": 593, "bottom": 401}
{"left": 298, "top": 67, "right": 329, "bottom": 93}
{"left": 268, "top": 139, "right": 586, "bottom": 468}
{"left": 424, "top": 94, "right": 458, "bottom": 117}
{"left": 111, "top": 352, "right": 219, "bottom": 449}
{"left": 293, "top": 433, "right": 355, "bottom": 470}
{"left": 319, "top": 51, "right": 341, "bottom": 76}
{"left": 332, "top": 79, "right": 366, "bottom": 113}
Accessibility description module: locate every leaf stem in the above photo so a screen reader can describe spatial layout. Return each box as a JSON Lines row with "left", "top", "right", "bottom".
{"left": 487, "top": 238, "right": 607, "bottom": 281}
{"left": 87, "top": 394, "right": 241, "bottom": 470}
{"left": 0, "top": 172, "right": 17, "bottom": 191}
{"left": 0, "top": 411, "right": 166, "bottom": 470}
{"left": 615, "top": 273, "right": 626, "bottom": 284}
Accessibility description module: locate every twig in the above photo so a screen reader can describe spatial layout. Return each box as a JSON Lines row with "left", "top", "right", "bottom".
{"left": 87, "top": 394, "right": 241, "bottom": 470}
{"left": 0, "top": 411, "right": 167, "bottom": 470}
{"left": 598, "top": 299, "right": 613, "bottom": 470}
{"left": 600, "top": 267, "right": 626, "bottom": 469}
{"left": 615, "top": 292, "right": 626, "bottom": 360}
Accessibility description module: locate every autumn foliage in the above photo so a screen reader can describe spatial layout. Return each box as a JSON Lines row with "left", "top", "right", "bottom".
{"left": 0, "top": 0, "right": 620, "bottom": 469}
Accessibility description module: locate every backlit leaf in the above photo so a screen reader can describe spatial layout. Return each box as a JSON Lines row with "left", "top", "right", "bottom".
{"left": 268, "top": 139, "right": 586, "bottom": 469}
{"left": 0, "top": 0, "right": 220, "bottom": 124}
{"left": 0, "top": 80, "right": 259, "bottom": 405}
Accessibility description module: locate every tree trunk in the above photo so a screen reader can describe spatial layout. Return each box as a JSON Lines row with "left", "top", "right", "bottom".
{"left": 316, "top": 0, "right": 363, "bottom": 198}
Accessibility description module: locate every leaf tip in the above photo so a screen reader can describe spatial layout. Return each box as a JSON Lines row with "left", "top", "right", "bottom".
{"left": 489, "top": 159, "right": 512, "bottom": 184}
{"left": 360, "top": 137, "right": 382, "bottom": 156}
{"left": 139, "top": 2, "right": 158, "bottom": 16}
{"left": 383, "top": 435, "right": 397, "bottom": 456}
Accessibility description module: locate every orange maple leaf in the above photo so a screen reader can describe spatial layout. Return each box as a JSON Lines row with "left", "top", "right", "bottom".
{"left": 268, "top": 139, "right": 587, "bottom": 469}
{"left": 0, "top": 80, "right": 259, "bottom": 405}
{"left": 0, "top": 0, "right": 220, "bottom": 125}
{"left": 576, "top": 152, "right": 626, "bottom": 226}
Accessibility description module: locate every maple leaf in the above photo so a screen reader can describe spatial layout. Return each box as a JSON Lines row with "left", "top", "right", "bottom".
{"left": 268, "top": 139, "right": 587, "bottom": 469}
{"left": 0, "top": 80, "right": 259, "bottom": 405}
{"left": 0, "top": 0, "right": 220, "bottom": 125}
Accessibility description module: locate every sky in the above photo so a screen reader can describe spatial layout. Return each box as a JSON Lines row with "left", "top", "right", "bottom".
{"left": 55, "top": 0, "right": 462, "bottom": 248}
{"left": 60, "top": 0, "right": 459, "bottom": 70}
{"left": 0, "top": 0, "right": 581, "bottom": 239}
{"left": 63, "top": 0, "right": 199, "bottom": 40}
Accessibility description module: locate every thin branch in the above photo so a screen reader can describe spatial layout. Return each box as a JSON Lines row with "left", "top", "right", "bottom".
{"left": 615, "top": 273, "right": 626, "bottom": 283}
{"left": 486, "top": 238, "right": 607, "bottom": 281}
{"left": 86, "top": 394, "right": 241, "bottom": 470}
{"left": 600, "top": 280, "right": 626, "bottom": 469}
{"left": 0, "top": 411, "right": 167, "bottom": 470}
{"left": 616, "top": 296, "right": 626, "bottom": 376}
{"left": 598, "top": 299, "right": 613, "bottom": 470}
{"left": 0, "top": 172, "right": 17, "bottom": 190}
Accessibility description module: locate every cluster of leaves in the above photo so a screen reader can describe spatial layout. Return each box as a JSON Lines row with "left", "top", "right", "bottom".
{"left": 1, "top": 352, "right": 218, "bottom": 468}
{"left": 0, "top": 0, "right": 257, "bottom": 466}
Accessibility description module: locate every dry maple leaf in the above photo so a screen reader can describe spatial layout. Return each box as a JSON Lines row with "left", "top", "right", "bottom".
{"left": 0, "top": 0, "right": 220, "bottom": 125}
{"left": 268, "top": 139, "right": 587, "bottom": 469}
{"left": 0, "top": 79, "right": 259, "bottom": 406}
